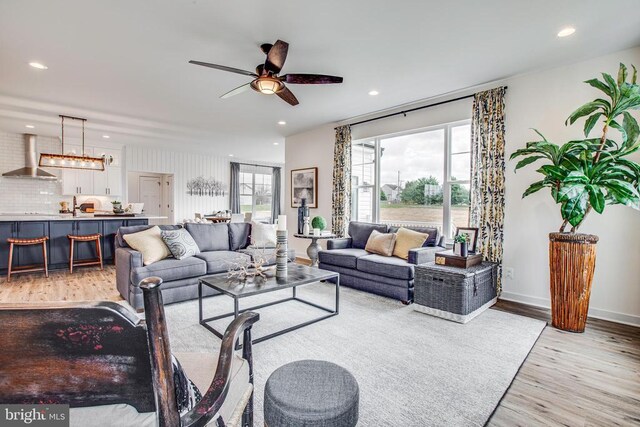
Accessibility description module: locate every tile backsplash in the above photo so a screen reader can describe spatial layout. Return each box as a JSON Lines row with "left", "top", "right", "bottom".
{"left": 0, "top": 131, "right": 112, "bottom": 213}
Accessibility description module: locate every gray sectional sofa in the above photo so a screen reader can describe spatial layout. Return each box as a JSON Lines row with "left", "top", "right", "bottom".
{"left": 115, "top": 222, "right": 295, "bottom": 310}
{"left": 318, "top": 222, "right": 446, "bottom": 303}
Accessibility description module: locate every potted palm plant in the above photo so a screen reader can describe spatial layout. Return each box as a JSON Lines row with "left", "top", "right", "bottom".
{"left": 511, "top": 63, "right": 640, "bottom": 332}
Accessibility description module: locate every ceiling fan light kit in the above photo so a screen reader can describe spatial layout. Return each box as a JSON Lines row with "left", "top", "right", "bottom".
{"left": 253, "top": 76, "right": 284, "bottom": 95}
{"left": 190, "top": 39, "right": 343, "bottom": 106}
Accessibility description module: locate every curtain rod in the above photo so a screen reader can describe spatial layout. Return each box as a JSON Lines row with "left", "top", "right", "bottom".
{"left": 336, "top": 86, "right": 508, "bottom": 129}
{"left": 233, "top": 161, "right": 281, "bottom": 169}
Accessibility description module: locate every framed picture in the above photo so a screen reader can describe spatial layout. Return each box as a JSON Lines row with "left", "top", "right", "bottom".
{"left": 291, "top": 167, "right": 318, "bottom": 208}
{"left": 455, "top": 227, "right": 479, "bottom": 253}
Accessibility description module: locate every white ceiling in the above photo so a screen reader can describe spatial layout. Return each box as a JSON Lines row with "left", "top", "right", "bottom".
{"left": 0, "top": 0, "right": 639, "bottom": 162}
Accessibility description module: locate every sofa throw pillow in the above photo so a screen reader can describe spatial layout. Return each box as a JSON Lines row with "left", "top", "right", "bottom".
{"left": 392, "top": 227, "right": 428, "bottom": 260}
{"left": 250, "top": 221, "right": 277, "bottom": 247}
{"left": 365, "top": 230, "right": 397, "bottom": 256}
{"left": 161, "top": 228, "right": 200, "bottom": 260}
{"left": 122, "top": 226, "right": 171, "bottom": 265}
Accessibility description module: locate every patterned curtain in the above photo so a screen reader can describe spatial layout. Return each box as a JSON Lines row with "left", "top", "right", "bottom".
{"left": 470, "top": 87, "right": 507, "bottom": 293}
{"left": 331, "top": 125, "right": 352, "bottom": 237}
{"left": 229, "top": 162, "right": 241, "bottom": 214}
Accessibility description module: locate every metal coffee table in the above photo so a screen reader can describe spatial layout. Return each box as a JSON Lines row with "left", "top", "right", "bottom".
{"left": 199, "top": 264, "right": 339, "bottom": 344}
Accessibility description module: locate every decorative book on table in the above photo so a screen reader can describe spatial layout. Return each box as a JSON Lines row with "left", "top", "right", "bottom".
{"left": 434, "top": 250, "right": 482, "bottom": 268}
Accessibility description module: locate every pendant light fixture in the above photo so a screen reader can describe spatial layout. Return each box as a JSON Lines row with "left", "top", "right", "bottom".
{"left": 39, "top": 115, "right": 105, "bottom": 171}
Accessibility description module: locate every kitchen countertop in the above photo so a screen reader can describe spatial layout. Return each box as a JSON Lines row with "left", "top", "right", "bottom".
{"left": 0, "top": 214, "right": 168, "bottom": 222}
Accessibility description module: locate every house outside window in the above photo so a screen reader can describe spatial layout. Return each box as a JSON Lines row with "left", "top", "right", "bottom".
{"left": 351, "top": 120, "right": 471, "bottom": 238}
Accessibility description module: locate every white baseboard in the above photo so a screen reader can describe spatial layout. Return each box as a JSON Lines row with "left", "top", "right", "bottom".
{"left": 500, "top": 291, "right": 640, "bottom": 327}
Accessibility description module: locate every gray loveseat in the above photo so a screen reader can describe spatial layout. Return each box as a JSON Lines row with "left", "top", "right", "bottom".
{"left": 116, "top": 222, "right": 295, "bottom": 310}
{"left": 318, "top": 221, "right": 445, "bottom": 303}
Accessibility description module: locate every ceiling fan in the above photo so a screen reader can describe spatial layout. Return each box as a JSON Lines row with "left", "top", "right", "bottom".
{"left": 189, "top": 40, "right": 343, "bottom": 106}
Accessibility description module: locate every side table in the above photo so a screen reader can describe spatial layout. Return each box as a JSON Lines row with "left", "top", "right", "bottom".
{"left": 414, "top": 261, "right": 497, "bottom": 323}
{"left": 293, "top": 233, "right": 336, "bottom": 267}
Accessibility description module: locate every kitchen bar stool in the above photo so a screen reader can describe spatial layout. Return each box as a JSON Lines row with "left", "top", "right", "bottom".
{"left": 67, "top": 233, "right": 103, "bottom": 273}
{"left": 6, "top": 236, "right": 49, "bottom": 282}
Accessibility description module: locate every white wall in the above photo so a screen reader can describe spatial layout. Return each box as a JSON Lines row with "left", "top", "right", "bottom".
{"left": 351, "top": 98, "right": 472, "bottom": 140}
{"left": 501, "top": 47, "right": 640, "bottom": 326}
{"left": 125, "top": 145, "right": 230, "bottom": 222}
{"left": 285, "top": 125, "right": 336, "bottom": 256}
{"left": 125, "top": 145, "right": 284, "bottom": 224}
{"left": 285, "top": 46, "right": 640, "bottom": 325}
{"left": 0, "top": 132, "right": 62, "bottom": 213}
{"left": 0, "top": 131, "right": 122, "bottom": 213}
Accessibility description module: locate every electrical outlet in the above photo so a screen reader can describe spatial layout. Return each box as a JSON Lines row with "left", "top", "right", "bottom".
{"left": 504, "top": 267, "right": 514, "bottom": 280}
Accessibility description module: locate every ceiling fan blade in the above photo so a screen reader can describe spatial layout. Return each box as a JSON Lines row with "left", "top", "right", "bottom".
{"left": 276, "top": 86, "right": 299, "bottom": 106}
{"left": 281, "top": 74, "right": 344, "bottom": 84}
{"left": 264, "top": 40, "right": 289, "bottom": 74}
{"left": 260, "top": 43, "right": 273, "bottom": 55}
{"left": 189, "top": 60, "right": 258, "bottom": 77}
{"left": 220, "top": 83, "right": 251, "bottom": 99}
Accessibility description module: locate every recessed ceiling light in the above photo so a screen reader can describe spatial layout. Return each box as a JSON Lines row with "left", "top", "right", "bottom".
{"left": 29, "top": 62, "right": 48, "bottom": 70}
{"left": 278, "top": 121, "right": 286, "bottom": 125}
{"left": 229, "top": 154, "right": 234, "bottom": 157}
{"left": 557, "top": 27, "right": 576, "bottom": 38}
{"left": 102, "top": 135, "right": 110, "bottom": 139}
{"left": 273, "top": 142, "right": 279, "bottom": 146}
{"left": 368, "top": 90, "right": 379, "bottom": 96}
{"left": 25, "top": 125, "right": 35, "bottom": 129}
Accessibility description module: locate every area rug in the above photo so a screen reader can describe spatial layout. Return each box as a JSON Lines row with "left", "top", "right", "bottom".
{"left": 165, "top": 283, "right": 545, "bottom": 426}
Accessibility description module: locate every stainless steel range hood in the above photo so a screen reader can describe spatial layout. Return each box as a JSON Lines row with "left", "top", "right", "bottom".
{"left": 2, "top": 134, "right": 57, "bottom": 180}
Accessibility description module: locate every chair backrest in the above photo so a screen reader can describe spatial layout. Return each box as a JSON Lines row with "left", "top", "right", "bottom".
{"left": 0, "top": 302, "right": 156, "bottom": 413}
{"left": 244, "top": 212, "right": 252, "bottom": 223}
{"left": 0, "top": 280, "right": 259, "bottom": 427}
{"left": 230, "top": 213, "right": 245, "bottom": 223}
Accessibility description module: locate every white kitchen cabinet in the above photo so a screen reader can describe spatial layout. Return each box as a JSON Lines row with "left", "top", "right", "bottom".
{"left": 58, "top": 144, "right": 123, "bottom": 196}
{"left": 61, "top": 169, "right": 95, "bottom": 195}
{"left": 93, "top": 166, "right": 122, "bottom": 196}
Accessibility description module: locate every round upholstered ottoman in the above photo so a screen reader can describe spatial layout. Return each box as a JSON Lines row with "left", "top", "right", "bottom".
{"left": 264, "top": 360, "right": 359, "bottom": 427}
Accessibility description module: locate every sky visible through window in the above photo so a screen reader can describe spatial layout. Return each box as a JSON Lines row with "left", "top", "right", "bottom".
{"left": 380, "top": 129, "right": 445, "bottom": 187}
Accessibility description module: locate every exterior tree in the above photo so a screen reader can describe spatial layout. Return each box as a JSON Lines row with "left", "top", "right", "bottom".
{"left": 450, "top": 178, "right": 470, "bottom": 205}
{"left": 401, "top": 176, "right": 436, "bottom": 204}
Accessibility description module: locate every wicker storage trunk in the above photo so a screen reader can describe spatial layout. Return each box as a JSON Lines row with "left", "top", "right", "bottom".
{"left": 414, "top": 262, "right": 497, "bottom": 323}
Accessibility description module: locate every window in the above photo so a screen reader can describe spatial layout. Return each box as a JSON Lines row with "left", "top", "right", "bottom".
{"left": 239, "top": 165, "right": 273, "bottom": 222}
{"left": 351, "top": 140, "right": 376, "bottom": 223}
{"left": 351, "top": 121, "right": 471, "bottom": 238}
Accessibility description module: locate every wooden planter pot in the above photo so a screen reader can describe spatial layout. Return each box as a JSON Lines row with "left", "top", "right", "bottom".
{"left": 548, "top": 232, "right": 599, "bottom": 332}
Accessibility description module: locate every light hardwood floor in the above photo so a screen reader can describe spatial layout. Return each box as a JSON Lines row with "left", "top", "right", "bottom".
{"left": 1, "top": 267, "right": 638, "bottom": 426}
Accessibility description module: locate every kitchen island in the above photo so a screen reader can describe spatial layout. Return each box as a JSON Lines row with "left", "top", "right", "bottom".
{"left": 0, "top": 215, "right": 166, "bottom": 275}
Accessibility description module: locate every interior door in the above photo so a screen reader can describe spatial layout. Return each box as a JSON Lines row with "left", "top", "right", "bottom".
{"left": 139, "top": 176, "right": 162, "bottom": 216}
{"left": 163, "top": 175, "right": 174, "bottom": 224}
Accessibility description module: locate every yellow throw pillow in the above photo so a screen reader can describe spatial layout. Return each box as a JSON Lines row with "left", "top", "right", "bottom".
{"left": 392, "top": 227, "right": 428, "bottom": 260}
{"left": 123, "top": 226, "right": 171, "bottom": 265}
{"left": 365, "top": 230, "right": 397, "bottom": 257}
